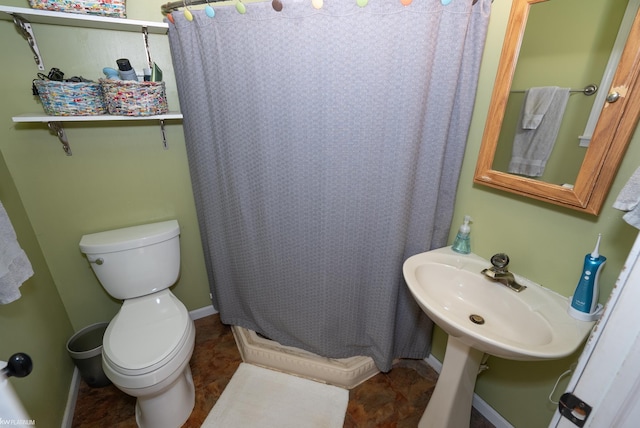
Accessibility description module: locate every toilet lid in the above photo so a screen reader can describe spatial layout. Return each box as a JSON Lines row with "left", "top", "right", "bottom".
{"left": 103, "top": 290, "right": 190, "bottom": 374}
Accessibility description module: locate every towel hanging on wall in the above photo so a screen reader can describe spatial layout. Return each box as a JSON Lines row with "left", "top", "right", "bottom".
{"left": 613, "top": 166, "right": 640, "bottom": 229}
{"left": 0, "top": 201, "right": 34, "bottom": 304}
{"left": 520, "top": 86, "right": 558, "bottom": 129}
{"left": 508, "top": 86, "right": 570, "bottom": 177}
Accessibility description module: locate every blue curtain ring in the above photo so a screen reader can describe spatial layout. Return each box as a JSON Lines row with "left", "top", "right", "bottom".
{"left": 205, "top": 1, "right": 215, "bottom": 17}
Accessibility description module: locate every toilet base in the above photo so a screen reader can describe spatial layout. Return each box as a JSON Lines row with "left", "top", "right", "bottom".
{"left": 133, "top": 364, "right": 195, "bottom": 428}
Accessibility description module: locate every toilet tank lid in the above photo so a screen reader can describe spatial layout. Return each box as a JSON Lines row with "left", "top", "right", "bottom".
{"left": 79, "top": 220, "right": 180, "bottom": 254}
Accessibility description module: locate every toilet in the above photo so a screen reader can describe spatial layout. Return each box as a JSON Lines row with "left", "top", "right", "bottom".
{"left": 79, "top": 220, "right": 195, "bottom": 428}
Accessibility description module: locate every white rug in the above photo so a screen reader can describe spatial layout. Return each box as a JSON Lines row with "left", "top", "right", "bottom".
{"left": 202, "top": 363, "right": 349, "bottom": 428}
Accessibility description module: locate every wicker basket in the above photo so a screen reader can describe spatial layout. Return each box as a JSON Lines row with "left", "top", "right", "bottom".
{"left": 100, "top": 80, "right": 168, "bottom": 116}
{"left": 28, "top": 0, "right": 126, "bottom": 18}
{"left": 34, "top": 80, "right": 107, "bottom": 116}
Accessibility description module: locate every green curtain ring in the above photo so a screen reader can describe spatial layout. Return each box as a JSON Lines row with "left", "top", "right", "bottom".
{"left": 236, "top": 0, "right": 247, "bottom": 14}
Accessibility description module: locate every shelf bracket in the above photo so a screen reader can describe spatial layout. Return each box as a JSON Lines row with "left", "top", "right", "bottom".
{"left": 160, "top": 119, "right": 168, "bottom": 150}
{"left": 11, "top": 14, "right": 45, "bottom": 71}
{"left": 47, "top": 122, "right": 72, "bottom": 156}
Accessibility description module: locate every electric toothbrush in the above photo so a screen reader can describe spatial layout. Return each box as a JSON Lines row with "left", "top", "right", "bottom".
{"left": 569, "top": 234, "right": 606, "bottom": 321}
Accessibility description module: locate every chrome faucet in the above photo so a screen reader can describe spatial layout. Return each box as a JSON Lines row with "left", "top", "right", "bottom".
{"left": 481, "top": 253, "right": 526, "bottom": 292}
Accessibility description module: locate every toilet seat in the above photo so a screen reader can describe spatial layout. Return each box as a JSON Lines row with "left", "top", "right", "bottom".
{"left": 103, "top": 289, "right": 191, "bottom": 376}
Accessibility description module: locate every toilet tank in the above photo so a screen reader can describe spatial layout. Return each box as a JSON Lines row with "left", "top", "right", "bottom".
{"left": 79, "top": 220, "right": 181, "bottom": 300}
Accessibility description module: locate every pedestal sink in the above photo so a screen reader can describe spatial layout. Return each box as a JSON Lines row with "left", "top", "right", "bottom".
{"left": 403, "top": 247, "right": 595, "bottom": 428}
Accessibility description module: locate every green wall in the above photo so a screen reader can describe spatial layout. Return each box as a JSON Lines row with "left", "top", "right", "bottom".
{"left": 441, "top": 1, "right": 640, "bottom": 427}
{"left": 1, "top": 0, "right": 639, "bottom": 427}
{"left": 0, "top": 152, "right": 75, "bottom": 427}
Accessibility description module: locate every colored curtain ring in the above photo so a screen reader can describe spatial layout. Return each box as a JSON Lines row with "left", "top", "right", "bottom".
{"left": 236, "top": 0, "right": 246, "bottom": 14}
{"left": 183, "top": 0, "right": 193, "bottom": 21}
{"left": 205, "top": 0, "right": 215, "bottom": 17}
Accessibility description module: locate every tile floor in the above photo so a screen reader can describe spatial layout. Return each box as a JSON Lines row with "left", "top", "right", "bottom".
{"left": 71, "top": 314, "right": 494, "bottom": 427}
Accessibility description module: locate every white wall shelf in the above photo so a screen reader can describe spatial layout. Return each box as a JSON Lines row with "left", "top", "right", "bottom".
{"left": 12, "top": 113, "right": 183, "bottom": 156}
{"left": 2, "top": 6, "right": 182, "bottom": 156}
{"left": 0, "top": 5, "right": 168, "bottom": 71}
{"left": 12, "top": 112, "right": 183, "bottom": 123}
{"left": 0, "top": 5, "right": 168, "bottom": 34}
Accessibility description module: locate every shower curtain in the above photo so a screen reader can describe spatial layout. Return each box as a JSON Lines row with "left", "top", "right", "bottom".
{"left": 168, "top": 0, "right": 491, "bottom": 372}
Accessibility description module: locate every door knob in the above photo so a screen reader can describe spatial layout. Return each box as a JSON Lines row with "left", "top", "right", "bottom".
{"left": 606, "top": 92, "right": 621, "bottom": 103}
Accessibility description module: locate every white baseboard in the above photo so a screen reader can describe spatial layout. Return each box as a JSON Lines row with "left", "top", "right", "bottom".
{"left": 189, "top": 304, "right": 218, "bottom": 320}
{"left": 425, "top": 354, "right": 514, "bottom": 428}
{"left": 61, "top": 367, "right": 81, "bottom": 428}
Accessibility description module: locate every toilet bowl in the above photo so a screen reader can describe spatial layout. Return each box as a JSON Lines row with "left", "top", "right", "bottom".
{"left": 79, "top": 220, "right": 195, "bottom": 428}
{"left": 101, "top": 289, "right": 196, "bottom": 428}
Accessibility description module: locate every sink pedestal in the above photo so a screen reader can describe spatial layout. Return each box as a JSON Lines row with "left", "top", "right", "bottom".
{"left": 419, "top": 336, "right": 484, "bottom": 428}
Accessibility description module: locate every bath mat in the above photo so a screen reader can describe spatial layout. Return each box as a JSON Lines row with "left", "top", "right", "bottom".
{"left": 201, "top": 363, "right": 348, "bottom": 428}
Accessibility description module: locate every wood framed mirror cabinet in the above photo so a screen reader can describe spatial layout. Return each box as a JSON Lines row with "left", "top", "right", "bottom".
{"left": 473, "top": 0, "right": 640, "bottom": 215}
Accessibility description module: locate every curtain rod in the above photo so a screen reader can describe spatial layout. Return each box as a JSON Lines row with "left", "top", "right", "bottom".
{"left": 510, "top": 84, "right": 598, "bottom": 96}
{"left": 161, "top": 0, "right": 484, "bottom": 15}
{"left": 161, "top": 0, "right": 232, "bottom": 15}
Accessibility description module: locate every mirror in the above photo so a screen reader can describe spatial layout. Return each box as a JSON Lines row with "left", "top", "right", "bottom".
{"left": 474, "top": 0, "right": 640, "bottom": 215}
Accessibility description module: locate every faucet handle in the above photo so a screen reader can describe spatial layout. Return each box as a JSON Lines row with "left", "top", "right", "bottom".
{"left": 490, "top": 253, "right": 510, "bottom": 271}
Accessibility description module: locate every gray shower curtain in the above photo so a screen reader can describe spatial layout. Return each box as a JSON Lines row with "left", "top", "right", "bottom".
{"left": 168, "top": 0, "right": 490, "bottom": 371}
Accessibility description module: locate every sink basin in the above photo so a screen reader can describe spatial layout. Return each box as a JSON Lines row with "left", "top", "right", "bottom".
{"left": 403, "top": 247, "right": 594, "bottom": 361}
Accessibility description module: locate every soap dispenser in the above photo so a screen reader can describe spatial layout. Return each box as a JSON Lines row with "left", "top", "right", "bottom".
{"left": 452, "top": 215, "right": 472, "bottom": 254}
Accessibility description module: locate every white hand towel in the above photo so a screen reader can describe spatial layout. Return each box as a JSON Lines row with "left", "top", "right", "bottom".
{"left": 613, "top": 166, "right": 640, "bottom": 229}
{"left": 0, "top": 202, "right": 34, "bottom": 304}
{"left": 508, "top": 87, "right": 570, "bottom": 177}
{"left": 521, "top": 86, "right": 559, "bottom": 129}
